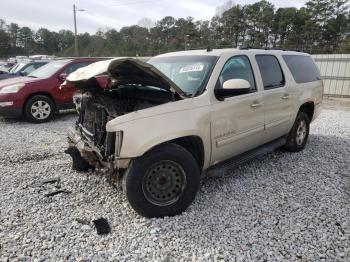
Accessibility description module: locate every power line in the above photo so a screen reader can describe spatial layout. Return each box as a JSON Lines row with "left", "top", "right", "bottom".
{"left": 79, "top": 0, "right": 163, "bottom": 9}
{"left": 83, "top": 11, "right": 127, "bottom": 27}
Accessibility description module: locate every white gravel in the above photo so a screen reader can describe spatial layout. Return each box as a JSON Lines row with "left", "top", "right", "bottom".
{"left": 0, "top": 109, "right": 349, "bottom": 261}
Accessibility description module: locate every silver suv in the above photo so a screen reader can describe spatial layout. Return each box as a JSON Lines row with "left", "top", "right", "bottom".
{"left": 65, "top": 49, "right": 323, "bottom": 218}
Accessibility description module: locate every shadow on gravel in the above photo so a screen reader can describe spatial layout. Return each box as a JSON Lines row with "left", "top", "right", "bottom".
{"left": 0, "top": 110, "right": 76, "bottom": 124}
{"left": 198, "top": 133, "right": 350, "bottom": 213}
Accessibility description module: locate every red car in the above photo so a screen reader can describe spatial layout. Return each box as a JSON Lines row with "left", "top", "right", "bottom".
{"left": 0, "top": 58, "right": 103, "bottom": 123}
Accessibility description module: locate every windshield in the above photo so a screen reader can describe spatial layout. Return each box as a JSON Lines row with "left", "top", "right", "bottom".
{"left": 148, "top": 55, "right": 218, "bottom": 96}
{"left": 28, "top": 60, "right": 70, "bottom": 79}
{"left": 13, "top": 63, "right": 27, "bottom": 73}
{"left": 10, "top": 64, "right": 20, "bottom": 73}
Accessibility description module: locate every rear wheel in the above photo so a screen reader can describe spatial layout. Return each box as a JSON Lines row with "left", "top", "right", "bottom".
{"left": 284, "top": 112, "right": 310, "bottom": 152}
{"left": 123, "top": 143, "right": 201, "bottom": 218}
{"left": 24, "top": 95, "right": 55, "bottom": 123}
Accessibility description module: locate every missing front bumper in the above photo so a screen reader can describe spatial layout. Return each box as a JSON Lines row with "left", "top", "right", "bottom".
{"left": 67, "top": 127, "right": 130, "bottom": 170}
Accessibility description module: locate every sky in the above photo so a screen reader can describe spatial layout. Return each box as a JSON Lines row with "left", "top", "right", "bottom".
{"left": 0, "top": 0, "right": 307, "bottom": 34}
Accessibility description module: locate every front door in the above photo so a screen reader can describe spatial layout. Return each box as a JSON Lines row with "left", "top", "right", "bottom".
{"left": 210, "top": 55, "right": 265, "bottom": 165}
{"left": 57, "top": 62, "right": 92, "bottom": 107}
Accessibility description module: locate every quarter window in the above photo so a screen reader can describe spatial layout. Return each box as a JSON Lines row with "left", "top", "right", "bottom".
{"left": 217, "top": 55, "right": 256, "bottom": 92}
{"left": 256, "top": 55, "right": 285, "bottom": 89}
{"left": 282, "top": 55, "right": 321, "bottom": 83}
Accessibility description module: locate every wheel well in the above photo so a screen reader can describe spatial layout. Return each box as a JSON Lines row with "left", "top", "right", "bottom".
{"left": 150, "top": 136, "right": 205, "bottom": 170}
{"left": 23, "top": 93, "right": 57, "bottom": 114}
{"left": 168, "top": 136, "right": 205, "bottom": 170}
{"left": 299, "top": 102, "right": 314, "bottom": 121}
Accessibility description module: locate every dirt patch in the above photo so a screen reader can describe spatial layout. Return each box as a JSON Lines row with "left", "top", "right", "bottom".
{"left": 323, "top": 97, "right": 350, "bottom": 111}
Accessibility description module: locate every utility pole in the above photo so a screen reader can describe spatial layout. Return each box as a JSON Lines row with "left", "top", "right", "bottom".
{"left": 184, "top": 35, "right": 190, "bottom": 50}
{"left": 73, "top": 4, "right": 78, "bottom": 56}
{"left": 73, "top": 5, "right": 84, "bottom": 56}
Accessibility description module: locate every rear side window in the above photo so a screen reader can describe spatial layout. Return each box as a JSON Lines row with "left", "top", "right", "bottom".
{"left": 64, "top": 62, "right": 92, "bottom": 74}
{"left": 283, "top": 55, "right": 321, "bottom": 83}
{"left": 256, "top": 55, "right": 285, "bottom": 89}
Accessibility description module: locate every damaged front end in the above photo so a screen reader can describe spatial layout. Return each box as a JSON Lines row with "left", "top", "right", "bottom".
{"left": 65, "top": 58, "right": 185, "bottom": 182}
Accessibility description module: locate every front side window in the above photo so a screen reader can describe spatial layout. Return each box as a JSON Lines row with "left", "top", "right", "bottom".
{"left": 217, "top": 55, "right": 256, "bottom": 92}
{"left": 148, "top": 55, "right": 218, "bottom": 96}
{"left": 256, "top": 55, "right": 285, "bottom": 89}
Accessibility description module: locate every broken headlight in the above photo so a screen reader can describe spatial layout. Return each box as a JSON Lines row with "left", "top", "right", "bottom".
{"left": 115, "top": 131, "right": 123, "bottom": 157}
{"left": 105, "top": 131, "right": 123, "bottom": 158}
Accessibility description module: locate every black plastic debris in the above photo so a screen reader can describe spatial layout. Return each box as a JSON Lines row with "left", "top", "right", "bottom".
{"left": 76, "top": 218, "right": 90, "bottom": 225}
{"left": 93, "top": 218, "right": 111, "bottom": 235}
{"left": 41, "top": 177, "right": 60, "bottom": 185}
{"left": 44, "top": 189, "right": 72, "bottom": 197}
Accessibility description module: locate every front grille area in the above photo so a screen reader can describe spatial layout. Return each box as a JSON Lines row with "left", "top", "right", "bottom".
{"left": 81, "top": 102, "right": 108, "bottom": 148}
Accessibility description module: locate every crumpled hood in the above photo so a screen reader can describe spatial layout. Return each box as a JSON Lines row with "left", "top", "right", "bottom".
{"left": 0, "top": 76, "right": 37, "bottom": 89}
{"left": 66, "top": 58, "right": 187, "bottom": 97}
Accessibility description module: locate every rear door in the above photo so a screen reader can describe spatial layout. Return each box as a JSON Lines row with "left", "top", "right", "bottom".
{"left": 255, "top": 55, "right": 293, "bottom": 141}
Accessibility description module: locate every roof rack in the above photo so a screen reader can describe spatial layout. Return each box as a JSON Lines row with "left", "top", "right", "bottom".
{"left": 239, "top": 46, "right": 303, "bottom": 52}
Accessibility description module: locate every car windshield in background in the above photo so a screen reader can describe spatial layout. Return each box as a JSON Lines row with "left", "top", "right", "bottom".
{"left": 13, "top": 63, "right": 27, "bottom": 73}
{"left": 28, "top": 60, "right": 70, "bottom": 79}
{"left": 148, "top": 55, "right": 218, "bottom": 96}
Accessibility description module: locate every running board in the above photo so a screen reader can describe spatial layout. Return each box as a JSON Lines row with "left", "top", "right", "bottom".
{"left": 204, "top": 136, "right": 287, "bottom": 177}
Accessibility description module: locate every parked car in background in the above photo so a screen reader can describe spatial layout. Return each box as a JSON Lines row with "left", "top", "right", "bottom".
{"left": 0, "top": 61, "right": 48, "bottom": 80}
{"left": 16, "top": 56, "right": 29, "bottom": 61}
{"left": 65, "top": 49, "right": 323, "bottom": 218}
{"left": 7, "top": 57, "right": 16, "bottom": 64}
{"left": 0, "top": 58, "right": 104, "bottom": 123}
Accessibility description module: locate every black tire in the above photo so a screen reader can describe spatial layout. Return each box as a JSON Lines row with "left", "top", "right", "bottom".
{"left": 123, "top": 143, "right": 201, "bottom": 218}
{"left": 284, "top": 112, "right": 310, "bottom": 152}
{"left": 24, "top": 95, "right": 55, "bottom": 123}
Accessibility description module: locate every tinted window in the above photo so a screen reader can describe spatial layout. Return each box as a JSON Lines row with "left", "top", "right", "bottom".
{"left": 256, "top": 55, "right": 285, "bottom": 89}
{"left": 218, "top": 55, "right": 256, "bottom": 92}
{"left": 64, "top": 62, "right": 92, "bottom": 74}
{"left": 283, "top": 55, "right": 321, "bottom": 83}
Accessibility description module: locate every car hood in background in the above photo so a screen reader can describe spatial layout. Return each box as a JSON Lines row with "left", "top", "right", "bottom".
{"left": 0, "top": 76, "right": 38, "bottom": 89}
{"left": 66, "top": 58, "right": 187, "bottom": 98}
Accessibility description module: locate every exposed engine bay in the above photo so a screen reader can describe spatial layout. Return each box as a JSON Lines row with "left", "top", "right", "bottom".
{"left": 76, "top": 82, "right": 175, "bottom": 158}
{"left": 65, "top": 58, "right": 186, "bottom": 173}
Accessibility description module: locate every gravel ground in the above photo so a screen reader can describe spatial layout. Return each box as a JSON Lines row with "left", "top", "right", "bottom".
{"left": 0, "top": 109, "right": 349, "bottom": 261}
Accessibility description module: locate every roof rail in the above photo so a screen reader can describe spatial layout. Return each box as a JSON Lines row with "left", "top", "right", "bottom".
{"left": 239, "top": 46, "right": 303, "bottom": 52}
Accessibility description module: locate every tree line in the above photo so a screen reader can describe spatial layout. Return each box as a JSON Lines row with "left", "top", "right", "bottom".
{"left": 0, "top": 0, "right": 349, "bottom": 58}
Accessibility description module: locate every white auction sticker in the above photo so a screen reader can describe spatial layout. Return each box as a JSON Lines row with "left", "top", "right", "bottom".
{"left": 179, "top": 64, "right": 204, "bottom": 73}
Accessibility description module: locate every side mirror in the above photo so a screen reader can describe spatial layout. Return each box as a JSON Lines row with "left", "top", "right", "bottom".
{"left": 58, "top": 73, "right": 68, "bottom": 82}
{"left": 215, "top": 79, "right": 251, "bottom": 99}
{"left": 20, "top": 71, "right": 28, "bottom": 76}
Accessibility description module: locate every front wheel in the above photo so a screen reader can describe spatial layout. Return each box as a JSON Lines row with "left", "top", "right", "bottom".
{"left": 123, "top": 143, "right": 201, "bottom": 218}
{"left": 24, "top": 95, "right": 55, "bottom": 123}
{"left": 284, "top": 112, "right": 310, "bottom": 152}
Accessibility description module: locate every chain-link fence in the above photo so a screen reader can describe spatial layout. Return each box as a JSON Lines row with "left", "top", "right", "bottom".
{"left": 312, "top": 54, "right": 350, "bottom": 97}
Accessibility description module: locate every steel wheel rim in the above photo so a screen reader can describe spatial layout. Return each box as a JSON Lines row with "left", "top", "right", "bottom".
{"left": 31, "top": 100, "right": 51, "bottom": 120}
{"left": 142, "top": 160, "right": 187, "bottom": 206}
{"left": 296, "top": 120, "right": 307, "bottom": 146}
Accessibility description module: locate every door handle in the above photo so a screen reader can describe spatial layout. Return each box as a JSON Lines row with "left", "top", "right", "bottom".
{"left": 251, "top": 102, "right": 262, "bottom": 108}
{"left": 282, "top": 93, "right": 290, "bottom": 100}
